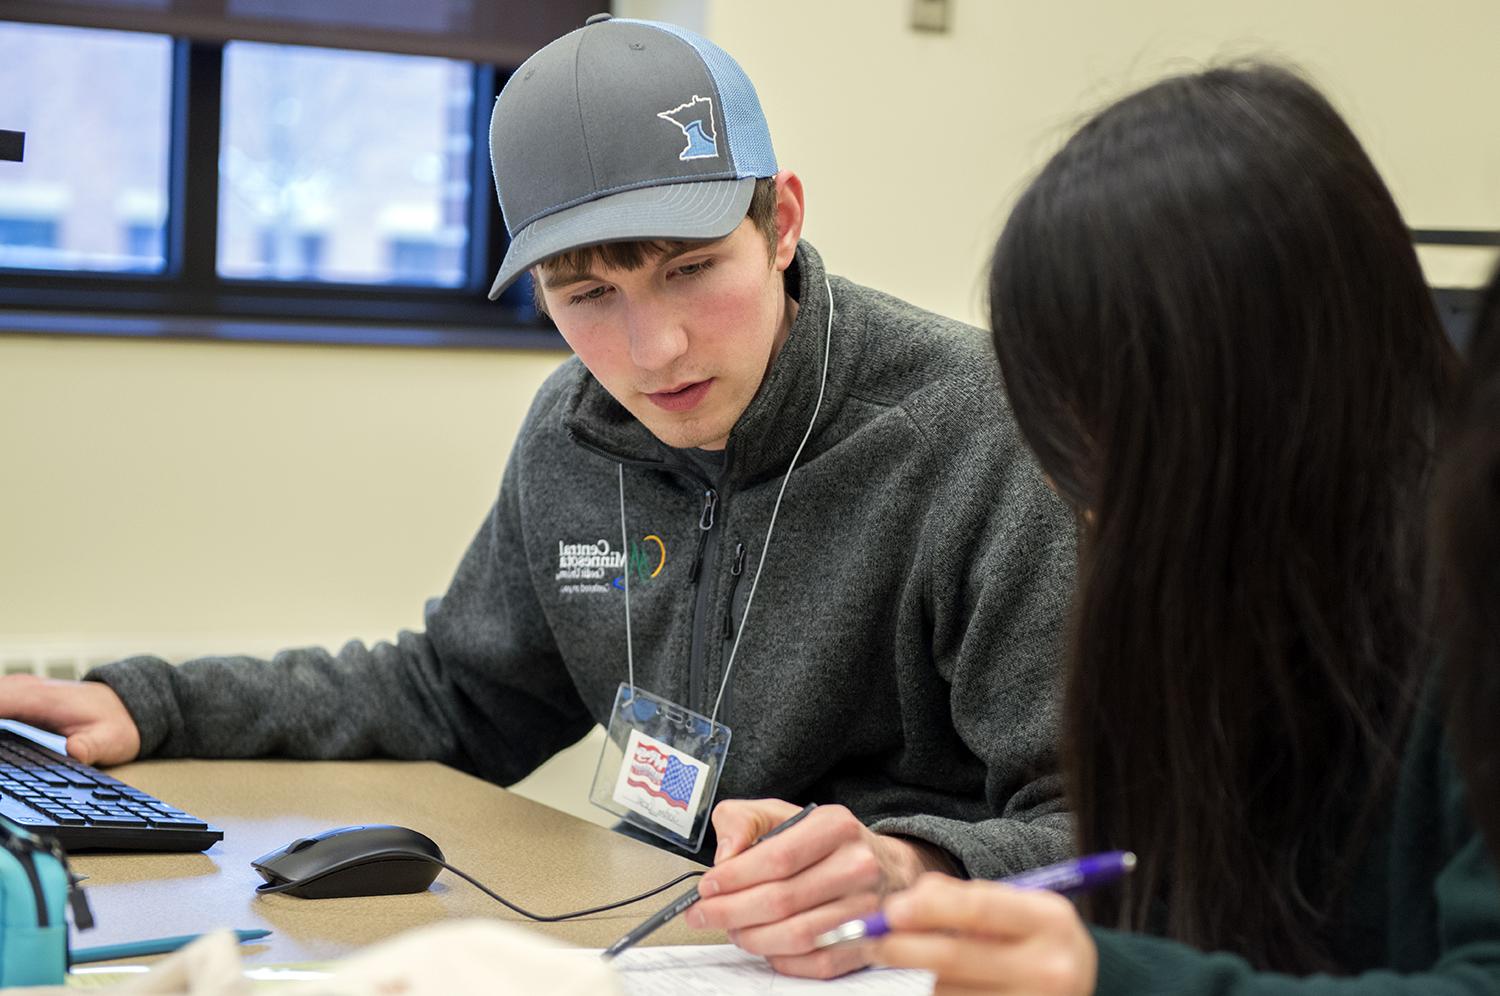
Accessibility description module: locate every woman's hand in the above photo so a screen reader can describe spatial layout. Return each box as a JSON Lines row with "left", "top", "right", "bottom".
{"left": 868, "top": 872, "right": 1097, "bottom": 995}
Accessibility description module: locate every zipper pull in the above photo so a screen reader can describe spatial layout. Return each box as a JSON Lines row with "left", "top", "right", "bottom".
{"left": 698, "top": 489, "right": 718, "bottom": 531}
{"left": 67, "top": 875, "right": 95, "bottom": 931}
{"left": 722, "top": 542, "right": 747, "bottom": 639}
{"left": 46, "top": 840, "right": 93, "bottom": 930}
{"left": 688, "top": 489, "right": 719, "bottom": 583}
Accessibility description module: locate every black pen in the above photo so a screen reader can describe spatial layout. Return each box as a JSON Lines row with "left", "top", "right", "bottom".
{"left": 600, "top": 802, "right": 818, "bottom": 960}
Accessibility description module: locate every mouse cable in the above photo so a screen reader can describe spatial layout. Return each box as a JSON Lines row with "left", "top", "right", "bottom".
{"left": 434, "top": 860, "right": 705, "bottom": 922}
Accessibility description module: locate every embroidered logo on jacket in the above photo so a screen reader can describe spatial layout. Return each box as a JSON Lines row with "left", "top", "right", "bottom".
{"left": 556, "top": 535, "right": 666, "bottom": 596}
{"left": 657, "top": 96, "right": 719, "bottom": 161}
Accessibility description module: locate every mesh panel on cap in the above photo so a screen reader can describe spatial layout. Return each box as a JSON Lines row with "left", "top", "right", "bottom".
{"left": 617, "top": 19, "right": 777, "bottom": 178}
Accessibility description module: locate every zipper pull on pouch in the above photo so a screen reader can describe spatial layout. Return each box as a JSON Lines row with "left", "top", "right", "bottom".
{"left": 43, "top": 838, "right": 93, "bottom": 932}
{"left": 66, "top": 879, "right": 94, "bottom": 932}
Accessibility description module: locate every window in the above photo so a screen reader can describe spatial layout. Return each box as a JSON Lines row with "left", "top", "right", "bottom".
{"left": 218, "top": 42, "right": 472, "bottom": 288}
{"left": 0, "top": 17, "right": 547, "bottom": 347}
{"left": 0, "top": 22, "right": 171, "bottom": 273}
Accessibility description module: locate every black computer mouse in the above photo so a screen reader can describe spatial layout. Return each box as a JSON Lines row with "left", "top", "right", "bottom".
{"left": 251, "top": 824, "right": 445, "bottom": 899}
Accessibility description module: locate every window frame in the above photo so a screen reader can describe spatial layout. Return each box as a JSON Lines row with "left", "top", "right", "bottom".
{"left": 0, "top": 33, "right": 557, "bottom": 349}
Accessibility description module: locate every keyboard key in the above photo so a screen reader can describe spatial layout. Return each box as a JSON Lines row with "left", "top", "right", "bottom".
{"left": 88, "top": 815, "right": 148, "bottom": 827}
{"left": 147, "top": 817, "right": 209, "bottom": 829}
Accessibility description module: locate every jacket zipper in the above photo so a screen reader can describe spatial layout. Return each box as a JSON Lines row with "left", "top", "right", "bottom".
{"left": 722, "top": 542, "right": 747, "bottom": 639}
{"left": 567, "top": 430, "right": 733, "bottom": 714}
{"left": 687, "top": 489, "right": 719, "bottom": 583}
{"left": 686, "top": 488, "right": 720, "bottom": 712}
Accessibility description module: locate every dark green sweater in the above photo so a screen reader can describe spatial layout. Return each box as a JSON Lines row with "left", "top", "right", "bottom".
{"left": 1093, "top": 699, "right": 1500, "bottom": 993}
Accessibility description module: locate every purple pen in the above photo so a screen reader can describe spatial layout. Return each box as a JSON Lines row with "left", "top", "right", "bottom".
{"left": 812, "top": 850, "right": 1136, "bottom": 949}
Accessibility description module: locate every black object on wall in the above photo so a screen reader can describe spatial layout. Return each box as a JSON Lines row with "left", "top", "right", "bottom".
{"left": 1412, "top": 229, "right": 1498, "bottom": 353}
{"left": 0, "top": 129, "right": 22, "bottom": 162}
{"left": 1412, "top": 229, "right": 1500, "bottom": 248}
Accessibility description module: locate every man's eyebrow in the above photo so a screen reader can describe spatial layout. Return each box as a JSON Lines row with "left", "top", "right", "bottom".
{"left": 540, "top": 268, "right": 599, "bottom": 290}
{"left": 539, "top": 237, "right": 727, "bottom": 290}
{"left": 656, "top": 238, "right": 724, "bottom": 264}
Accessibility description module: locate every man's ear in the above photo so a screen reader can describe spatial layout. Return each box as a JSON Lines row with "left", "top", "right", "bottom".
{"left": 771, "top": 170, "right": 805, "bottom": 273}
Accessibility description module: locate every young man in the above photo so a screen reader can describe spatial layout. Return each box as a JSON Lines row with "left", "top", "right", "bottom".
{"left": 0, "top": 16, "right": 1075, "bottom": 979}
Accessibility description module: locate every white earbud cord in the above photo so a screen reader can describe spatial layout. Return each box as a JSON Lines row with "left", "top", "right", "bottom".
{"left": 617, "top": 276, "right": 836, "bottom": 727}
{"left": 709, "top": 276, "right": 835, "bottom": 727}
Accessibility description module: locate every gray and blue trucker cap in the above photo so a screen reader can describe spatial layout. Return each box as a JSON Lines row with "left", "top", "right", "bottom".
{"left": 487, "top": 14, "right": 778, "bottom": 299}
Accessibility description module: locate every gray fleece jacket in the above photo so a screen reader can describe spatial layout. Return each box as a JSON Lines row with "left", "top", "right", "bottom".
{"left": 89, "top": 242, "right": 1077, "bottom": 876}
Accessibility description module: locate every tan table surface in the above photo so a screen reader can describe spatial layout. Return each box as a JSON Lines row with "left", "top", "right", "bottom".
{"left": 67, "top": 758, "right": 724, "bottom": 964}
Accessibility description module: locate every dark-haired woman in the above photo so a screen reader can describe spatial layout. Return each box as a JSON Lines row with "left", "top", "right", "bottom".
{"left": 867, "top": 66, "right": 1500, "bottom": 992}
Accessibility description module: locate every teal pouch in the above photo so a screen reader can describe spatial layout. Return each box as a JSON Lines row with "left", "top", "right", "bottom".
{"left": 0, "top": 816, "right": 91, "bottom": 986}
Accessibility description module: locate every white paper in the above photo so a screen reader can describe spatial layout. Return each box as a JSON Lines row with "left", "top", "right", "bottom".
{"left": 593, "top": 944, "right": 933, "bottom": 995}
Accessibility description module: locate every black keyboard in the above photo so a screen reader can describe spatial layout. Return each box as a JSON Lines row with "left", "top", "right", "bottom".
{"left": 0, "top": 727, "right": 222, "bottom": 852}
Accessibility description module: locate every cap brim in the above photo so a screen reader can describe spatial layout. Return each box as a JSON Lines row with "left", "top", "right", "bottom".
{"left": 487, "top": 177, "right": 756, "bottom": 300}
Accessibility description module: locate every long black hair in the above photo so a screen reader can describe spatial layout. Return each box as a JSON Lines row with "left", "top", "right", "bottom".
{"left": 988, "top": 64, "right": 1454, "bottom": 971}
{"left": 1435, "top": 269, "right": 1500, "bottom": 865}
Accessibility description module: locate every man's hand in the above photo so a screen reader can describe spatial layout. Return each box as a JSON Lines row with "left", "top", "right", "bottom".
{"left": 0, "top": 675, "right": 141, "bottom": 766}
{"left": 869, "top": 873, "right": 1098, "bottom": 995}
{"left": 687, "top": 799, "right": 955, "bottom": 979}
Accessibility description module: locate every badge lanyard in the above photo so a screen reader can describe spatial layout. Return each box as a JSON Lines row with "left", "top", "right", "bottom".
{"left": 589, "top": 277, "right": 836, "bottom": 852}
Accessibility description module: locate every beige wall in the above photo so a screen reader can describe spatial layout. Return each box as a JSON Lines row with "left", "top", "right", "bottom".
{"left": 0, "top": 334, "right": 565, "bottom": 650}
{"left": 701, "top": 0, "right": 1500, "bottom": 324}
{"left": 2, "top": 0, "right": 1496, "bottom": 816}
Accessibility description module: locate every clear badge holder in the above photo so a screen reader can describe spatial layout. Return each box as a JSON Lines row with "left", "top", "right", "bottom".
{"left": 589, "top": 682, "right": 731, "bottom": 853}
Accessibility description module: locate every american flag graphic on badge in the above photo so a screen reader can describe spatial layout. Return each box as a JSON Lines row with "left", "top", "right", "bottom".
{"left": 627, "top": 741, "right": 699, "bottom": 809}
{"left": 612, "top": 729, "right": 709, "bottom": 837}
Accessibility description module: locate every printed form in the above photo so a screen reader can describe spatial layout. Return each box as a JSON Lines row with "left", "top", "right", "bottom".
{"left": 595, "top": 944, "right": 934, "bottom": 994}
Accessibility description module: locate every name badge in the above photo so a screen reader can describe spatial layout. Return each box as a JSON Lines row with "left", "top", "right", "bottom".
{"left": 589, "top": 683, "right": 731, "bottom": 852}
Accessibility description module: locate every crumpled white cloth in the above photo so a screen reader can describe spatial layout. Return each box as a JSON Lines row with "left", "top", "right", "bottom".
{"left": 11, "top": 921, "right": 621, "bottom": 995}
{"left": 302, "top": 920, "right": 621, "bottom": 996}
